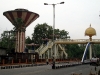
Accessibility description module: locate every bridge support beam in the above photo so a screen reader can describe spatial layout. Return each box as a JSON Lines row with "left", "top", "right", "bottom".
{"left": 47, "top": 50, "right": 49, "bottom": 59}
{"left": 89, "top": 44, "right": 92, "bottom": 59}
{"left": 54, "top": 44, "right": 57, "bottom": 59}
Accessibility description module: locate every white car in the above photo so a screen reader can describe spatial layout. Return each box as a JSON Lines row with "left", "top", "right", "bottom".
{"left": 90, "top": 57, "right": 99, "bottom": 66}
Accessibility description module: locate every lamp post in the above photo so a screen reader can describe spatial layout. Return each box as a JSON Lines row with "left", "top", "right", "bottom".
{"left": 44, "top": 2, "right": 64, "bottom": 43}
{"left": 44, "top": 1, "right": 64, "bottom": 69}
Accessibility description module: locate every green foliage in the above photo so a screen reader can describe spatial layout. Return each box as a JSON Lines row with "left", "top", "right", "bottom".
{"left": 25, "top": 36, "right": 32, "bottom": 49}
{"left": 25, "top": 36, "right": 32, "bottom": 44}
{"left": 93, "top": 44, "right": 100, "bottom": 57}
{"left": 0, "top": 29, "right": 16, "bottom": 53}
{"left": 65, "top": 44, "right": 84, "bottom": 59}
{"left": 32, "top": 23, "right": 70, "bottom": 45}
{"left": 32, "top": 23, "right": 52, "bottom": 44}
{"left": 13, "top": 18, "right": 24, "bottom": 28}
{"left": 59, "top": 30, "right": 69, "bottom": 39}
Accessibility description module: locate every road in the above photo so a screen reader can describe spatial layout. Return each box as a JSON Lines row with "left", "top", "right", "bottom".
{"left": 0, "top": 64, "right": 100, "bottom": 75}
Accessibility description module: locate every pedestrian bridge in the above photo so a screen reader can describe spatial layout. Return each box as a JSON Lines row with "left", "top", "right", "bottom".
{"left": 55, "top": 39, "right": 100, "bottom": 44}
{"left": 35, "top": 39, "right": 100, "bottom": 60}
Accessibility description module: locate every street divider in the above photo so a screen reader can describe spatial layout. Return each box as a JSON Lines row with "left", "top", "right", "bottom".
{"left": 54, "top": 62, "right": 82, "bottom": 69}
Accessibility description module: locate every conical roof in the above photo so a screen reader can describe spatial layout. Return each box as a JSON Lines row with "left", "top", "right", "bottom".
{"left": 85, "top": 24, "right": 96, "bottom": 37}
{"left": 3, "top": 8, "right": 39, "bottom": 28}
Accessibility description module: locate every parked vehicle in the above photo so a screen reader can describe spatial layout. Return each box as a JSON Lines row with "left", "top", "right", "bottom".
{"left": 90, "top": 57, "right": 100, "bottom": 66}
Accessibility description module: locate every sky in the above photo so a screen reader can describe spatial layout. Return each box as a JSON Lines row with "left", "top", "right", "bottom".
{"left": 0, "top": 0, "right": 100, "bottom": 39}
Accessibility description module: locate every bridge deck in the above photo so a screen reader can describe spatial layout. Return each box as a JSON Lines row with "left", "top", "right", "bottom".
{"left": 54, "top": 39, "right": 100, "bottom": 44}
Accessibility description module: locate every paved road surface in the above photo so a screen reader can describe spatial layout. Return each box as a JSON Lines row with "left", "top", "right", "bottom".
{"left": 0, "top": 64, "right": 100, "bottom": 75}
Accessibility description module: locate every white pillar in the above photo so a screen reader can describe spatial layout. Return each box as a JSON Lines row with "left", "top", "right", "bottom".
{"left": 44, "top": 53, "right": 45, "bottom": 59}
{"left": 51, "top": 47, "right": 52, "bottom": 58}
{"left": 54, "top": 44, "right": 56, "bottom": 59}
{"left": 89, "top": 44, "right": 92, "bottom": 59}
{"left": 47, "top": 49, "right": 49, "bottom": 59}
{"left": 56, "top": 44, "right": 58, "bottom": 59}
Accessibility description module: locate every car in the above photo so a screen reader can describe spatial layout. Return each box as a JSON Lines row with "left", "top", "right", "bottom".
{"left": 90, "top": 57, "right": 100, "bottom": 66}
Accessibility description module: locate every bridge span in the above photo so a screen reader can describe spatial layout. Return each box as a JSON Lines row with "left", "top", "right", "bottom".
{"left": 55, "top": 39, "right": 100, "bottom": 44}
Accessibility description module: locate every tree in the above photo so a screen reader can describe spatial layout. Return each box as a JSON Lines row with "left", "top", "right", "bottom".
{"left": 32, "top": 23, "right": 53, "bottom": 44}
{"left": 0, "top": 29, "right": 16, "bottom": 53}
{"left": 65, "top": 44, "right": 84, "bottom": 59}
{"left": 59, "top": 30, "right": 69, "bottom": 39}
{"left": 32, "top": 23, "right": 70, "bottom": 45}
{"left": 25, "top": 36, "right": 32, "bottom": 44}
{"left": 25, "top": 36, "right": 32, "bottom": 49}
{"left": 93, "top": 44, "right": 100, "bottom": 57}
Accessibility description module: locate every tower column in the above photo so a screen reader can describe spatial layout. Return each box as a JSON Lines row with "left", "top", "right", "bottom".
{"left": 20, "top": 28, "right": 25, "bottom": 52}
{"left": 17, "top": 31, "right": 20, "bottom": 52}
{"left": 89, "top": 44, "right": 92, "bottom": 59}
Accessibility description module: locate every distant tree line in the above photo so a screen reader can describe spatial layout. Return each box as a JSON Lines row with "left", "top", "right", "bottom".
{"left": 0, "top": 23, "right": 100, "bottom": 59}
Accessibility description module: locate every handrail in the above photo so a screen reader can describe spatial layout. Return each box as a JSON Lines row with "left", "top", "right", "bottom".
{"left": 56, "top": 39, "right": 100, "bottom": 42}
{"left": 55, "top": 39, "right": 100, "bottom": 44}
{"left": 39, "top": 41, "right": 53, "bottom": 55}
{"left": 35, "top": 44, "right": 44, "bottom": 52}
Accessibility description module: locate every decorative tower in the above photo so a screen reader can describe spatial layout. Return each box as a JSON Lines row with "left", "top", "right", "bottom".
{"left": 85, "top": 24, "right": 96, "bottom": 59}
{"left": 3, "top": 8, "right": 39, "bottom": 53}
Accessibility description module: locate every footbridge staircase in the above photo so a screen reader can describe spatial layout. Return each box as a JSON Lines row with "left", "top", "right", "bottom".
{"left": 35, "top": 40, "right": 68, "bottom": 59}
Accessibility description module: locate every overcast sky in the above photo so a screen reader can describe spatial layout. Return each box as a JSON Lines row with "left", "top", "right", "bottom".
{"left": 0, "top": 0, "right": 100, "bottom": 39}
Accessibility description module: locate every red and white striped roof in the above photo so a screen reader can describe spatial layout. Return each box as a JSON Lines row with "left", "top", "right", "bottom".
{"left": 3, "top": 8, "right": 39, "bottom": 28}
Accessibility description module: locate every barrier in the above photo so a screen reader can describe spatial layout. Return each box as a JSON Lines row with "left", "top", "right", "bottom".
{"left": 54, "top": 62, "right": 82, "bottom": 69}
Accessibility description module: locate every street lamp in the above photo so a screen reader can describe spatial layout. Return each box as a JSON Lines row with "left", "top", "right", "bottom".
{"left": 44, "top": 2, "right": 64, "bottom": 42}
{"left": 44, "top": 1, "right": 64, "bottom": 69}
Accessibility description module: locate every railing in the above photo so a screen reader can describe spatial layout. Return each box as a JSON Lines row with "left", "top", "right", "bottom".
{"left": 55, "top": 39, "right": 100, "bottom": 44}
{"left": 35, "top": 44, "right": 44, "bottom": 53}
{"left": 39, "top": 45, "right": 48, "bottom": 55}
{"left": 39, "top": 41, "right": 54, "bottom": 55}
{"left": 48, "top": 41, "right": 53, "bottom": 48}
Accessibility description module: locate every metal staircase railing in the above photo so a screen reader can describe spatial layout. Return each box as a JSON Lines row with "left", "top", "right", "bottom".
{"left": 36, "top": 40, "right": 68, "bottom": 57}
{"left": 39, "top": 41, "right": 53, "bottom": 56}
{"left": 35, "top": 44, "right": 44, "bottom": 53}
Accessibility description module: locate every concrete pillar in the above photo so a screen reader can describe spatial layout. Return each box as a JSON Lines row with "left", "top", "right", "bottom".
{"left": 51, "top": 47, "right": 52, "bottom": 59}
{"left": 47, "top": 49, "right": 49, "bottom": 59}
{"left": 89, "top": 44, "right": 92, "bottom": 59}
{"left": 54, "top": 44, "right": 56, "bottom": 59}
{"left": 56, "top": 44, "right": 58, "bottom": 59}
{"left": 16, "top": 28, "right": 25, "bottom": 53}
{"left": 17, "top": 31, "right": 20, "bottom": 52}
{"left": 43, "top": 53, "right": 45, "bottom": 59}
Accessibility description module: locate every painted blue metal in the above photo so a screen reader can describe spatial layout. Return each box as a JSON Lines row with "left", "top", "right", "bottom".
{"left": 81, "top": 42, "right": 90, "bottom": 62}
